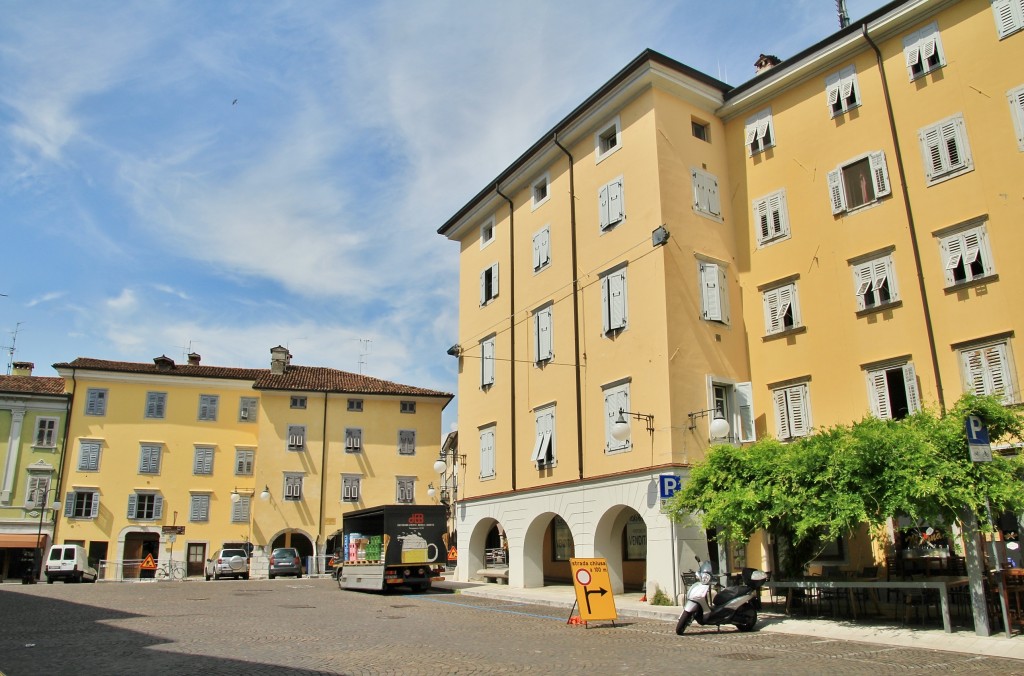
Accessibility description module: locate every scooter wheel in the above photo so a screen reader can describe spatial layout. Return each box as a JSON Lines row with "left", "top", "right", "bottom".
{"left": 735, "top": 608, "right": 758, "bottom": 632}
{"left": 675, "top": 610, "right": 694, "bottom": 635}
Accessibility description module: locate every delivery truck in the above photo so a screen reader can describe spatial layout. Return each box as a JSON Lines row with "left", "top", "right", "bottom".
{"left": 334, "top": 504, "right": 449, "bottom": 592}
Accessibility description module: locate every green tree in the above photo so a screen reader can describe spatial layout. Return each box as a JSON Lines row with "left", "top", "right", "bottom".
{"left": 666, "top": 395, "right": 1024, "bottom": 577}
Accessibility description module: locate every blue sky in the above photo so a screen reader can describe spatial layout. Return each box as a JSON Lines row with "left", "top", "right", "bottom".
{"left": 1, "top": 0, "right": 884, "bottom": 433}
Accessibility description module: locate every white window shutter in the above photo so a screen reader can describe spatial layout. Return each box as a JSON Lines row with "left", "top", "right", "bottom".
{"left": 871, "top": 259, "right": 889, "bottom": 294}
{"left": 607, "top": 179, "right": 624, "bottom": 225}
{"left": 984, "top": 344, "right": 1010, "bottom": 401}
{"left": 754, "top": 198, "right": 770, "bottom": 243}
{"left": 763, "top": 288, "right": 779, "bottom": 334}
{"left": 91, "top": 494, "right": 100, "bottom": 518}
{"left": 773, "top": 389, "right": 791, "bottom": 440}
{"left": 601, "top": 276, "right": 611, "bottom": 334}
{"left": 700, "top": 263, "right": 721, "bottom": 321}
{"left": 827, "top": 168, "right": 846, "bottom": 214}
{"left": 962, "top": 348, "right": 987, "bottom": 396}
{"left": 481, "top": 338, "right": 495, "bottom": 386}
{"left": 491, "top": 264, "right": 498, "bottom": 298}
{"left": 532, "top": 232, "right": 542, "bottom": 270}
{"left": 718, "top": 265, "right": 730, "bottom": 324}
{"left": 854, "top": 264, "right": 872, "bottom": 307}
{"left": 692, "top": 169, "right": 705, "bottom": 211}
{"left": 536, "top": 308, "right": 552, "bottom": 362}
{"left": 479, "top": 269, "right": 486, "bottom": 305}
{"left": 869, "top": 151, "right": 891, "bottom": 198}
{"left": 992, "top": 0, "right": 1022, "bottom": 38}
{"left": 789, "top": 385, "right": 809, "bottom": 437}
{"left": 870, "top": 370, "right": 891, "bottom": 419}
{"left": 768, "top": 192, "right": 786, "bottom": 237}
{"left": 943, "top": 118, "right": 966, "bottom": 170}
{"left": 825, "top": 71, "right": 841, "bottom": 109}
{"left": 921, "top": 125, "right": 943, "bottom": 180}
{"left": 735, "top": 382, "right": 755, "bottom": 442}
{"left": 530, "top": 429, "right": 545, "bottom": 463}
{"left": 1009, "top": 86, "right": 1024, "bottom": 150}
{"left": 903, "top": 363, "right": 921, "bottom": 414}
{"left": 744, "top": 122, "right": 757, "bottom": 146}
{"left": 598, "top": 184, "right": 610, "bottom": 229}
{"left": 708, "top": 175, "right": 721, "bottom": 216}
{"left": 905, "top": 40, "right": 921, "bottom": 69}
{"left": 127, "top": 493, "right": 138, "bottom": 519}
{"left": 604, "top": 270, "right": 626, "bottom": 332}
{"left": 605, "top": 388, "right": 630, "bottom": 451}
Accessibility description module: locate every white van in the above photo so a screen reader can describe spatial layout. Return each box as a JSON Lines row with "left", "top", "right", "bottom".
{"left": 45, "top": 544, "right": 98, "bottom": 583}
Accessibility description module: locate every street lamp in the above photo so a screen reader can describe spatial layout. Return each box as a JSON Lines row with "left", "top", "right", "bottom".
{"left": 30, "top": 489, "right": 60, "bottom": 584}
{"left": 687, "top": 407, "right": 731, "bottom": 441}
{"left": 230, "top": 486, "right": 270, "bottom": 556}
{"left": 610, "top": 408, "right": 655, "bottom": 442}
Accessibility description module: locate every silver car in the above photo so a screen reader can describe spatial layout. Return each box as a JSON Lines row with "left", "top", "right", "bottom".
{"left": 268, "top": 547, "right": 303, "bottom": 579}
{"left": 205, "top": 548, "right": 249, "bottom": 580}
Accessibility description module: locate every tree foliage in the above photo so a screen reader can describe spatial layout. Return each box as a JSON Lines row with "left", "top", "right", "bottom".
{"left": 666, "top": 395, "right": 1024, "bottom": 576}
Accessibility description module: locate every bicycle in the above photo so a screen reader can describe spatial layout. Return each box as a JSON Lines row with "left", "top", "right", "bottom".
{"left": 154, "top": 561, "right": 187, "bottom": 580}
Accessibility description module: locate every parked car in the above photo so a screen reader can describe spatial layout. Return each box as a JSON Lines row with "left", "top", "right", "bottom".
{"left": 205, "top": 548, "right": 249, "bottom": 580}
{"left": 45, "top": 544, "right": 98, "bottom": 583}
{"left": 268, "top": 547, "right": 303, "bottom": 579}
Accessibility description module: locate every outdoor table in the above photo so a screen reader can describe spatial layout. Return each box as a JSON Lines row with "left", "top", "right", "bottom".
{"left": 770, "top": 577, "right": 969, "bottom": 633}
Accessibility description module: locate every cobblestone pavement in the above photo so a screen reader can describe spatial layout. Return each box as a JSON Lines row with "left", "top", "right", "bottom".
{"left": 2, "top": 579, "right": 1023, "bottom": 675}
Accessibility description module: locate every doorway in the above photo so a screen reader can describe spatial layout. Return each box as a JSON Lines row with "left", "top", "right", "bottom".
{"left": 187, "top": 543, "right": 206, "bottom": 577}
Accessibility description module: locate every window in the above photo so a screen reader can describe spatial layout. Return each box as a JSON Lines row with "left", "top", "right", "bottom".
{"left": 865, "top": 363, "right": 921, "bottom": 420}
{"left": 34, "top": 417, "right": 58, "bottom": 447}
{"left": 828, "top": 152, "right": 891, "bottom": 214}
{"left": 239, "top": 397, "right": 258, "bottom": 422}
{"left": 851, "top": 252, "right": 898, "bottom": 311}
{"left": 1010, "top": 84, "right": 1024, "bottom": 151}
{"left": 138, "top": 444, "right": 162, "bottom": 475}
{"left": 127, "top": 492, "right": 163, "bottom": 520}
{"left": 762, "top": 282, "right": 801, "bottom": 335}
{"left": 287, "top": 425, "right": 306, "bottom": 451}
{"left": 531, "top": 405, "right": 556, "bottom": 467}
{"left": 480, "top": 263, "right": 499, "bottom": 305}
{"left": 699, "top": 261, "right": 730, "bottom": 324}
{"left": 85, "top": 388, "right": 108, "bottom": 416}
{"left": 64, "top": 490, "right": 99, "bottom": 519}
{"left": 290, "top": 396, "right": 307, "bottom": 409}
{"left": 691, "top": 118, "right": 710, "bottom": 142}
{"left": 342, "top": 475, "right": 361, "bottom": 502}
{"left": 534, "top": 306, "right": 553, "bottom": 364}
{"left": 600, "top": 266, "right": 628, "bottom": 335}
{"left": 345, "top": 427, "right": 362, "bottom": 453}
{"left": 77, "top": 440, "right": 101, "bottom": 472}
{"left": 707, "top": 380, "right": 756, "bottom": 443}
{"left": 231, "top": 495, "right": 251, "bottom": 523}
{"left": 752, "top": 190, "right": 790, "bottom": 246}
{"left": 594, "top": 116, "right": 621, "bottom": 163}
{"left": 919, "top": 114, "right": 973, "bottom": 184}
{"left": 479, "top": 425, "right": 496, "bottom": 479}
{"left": 744, "top": 108, "right": 774, "bottom": 155}
{"left": 532, "top": 226, "right": 551, "bottom": 272}
{"left": 284, "top": 474, "right": 303, "bottom": 501}
{"left": 197, "top": 394, "right": 219, "bottom": 421}
{"left": 691, "top": 168, "right": 721, "bottom": 219}
{"left": 532, "top": 173, "right": 550, "bottom": 210}
{"left": 598, "top": 177, "right": 624, "bottom": 230}
{"left": 480, "top": 336, "right": 495, "bottom": 388}
{"left": 347, "top": 398, "right": 363, "bottom": 412}
{"left": 772, "top": 382, "right": 811, "bottom": 440}
{"left": 189, "top": 494, "right": 210, "bottom": 522}
{"left": 960, "top": 340, "right": 1016, "bottom": 404}
{"left": 396, "top": 477, "right": 415, "bottom": 504}
{"left": 603, "top": 381, "right": 631, "bottom": 453}
{"left": 235, "top": 449, "right": 254, "bottom": 476}
{"left": 903, "top": 22, "right": 944, "bottom": 80}
{"left": 993, "top": 0, "right": 1024, "bottom": 38}
{"left": 480, "top": 216, "right": 495, "bottom": 249}
{"left": 398, "top": 430, "right": 416, "bottom": 455}
{"left": 194, "top": 446, "right": 214, "bottom": 475}
{"left": 400, "top": 400, "right": 416, "bottom": 414}
{"left": 25, "top": 475, "right": 50, "bottom": 509}
{"left": 825, "top": 65, "right": 860, "bottom": 116}
{"left": 939, "top": 222, "right": 994, "bottom": 286}
{"left": 144, "top": 392, "right": 167, "bottom": 419}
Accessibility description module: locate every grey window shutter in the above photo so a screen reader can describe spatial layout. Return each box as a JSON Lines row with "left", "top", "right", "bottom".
{"left": 598, "top": 184, "right": 610, "bottom": 229}
{"left": 154, "top": 494, "right": 164, "bottom": 519}
{"left": 903, "top": 363, "right": 921, "bottom": 414}
{"left": 127, "top": 493, "right": 138, "bottom": 519}
{"left": 65, "top": 494, "right": 75, "bottom": 517}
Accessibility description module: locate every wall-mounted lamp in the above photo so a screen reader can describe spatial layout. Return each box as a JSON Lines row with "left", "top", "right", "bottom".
{"left": 427, "top": 482, "right": 436, "bottom": 499}
{"left": 446, "top": 344, "right": 462, "bottom": 357}
{"left": 652, "top": 225, "right": 670, "bottom": 247}
{"left": 688, "top": 408, "right": 731, "bottom": 440}
{"left": 610, "top": 408, "right": 654, "bottom": 442}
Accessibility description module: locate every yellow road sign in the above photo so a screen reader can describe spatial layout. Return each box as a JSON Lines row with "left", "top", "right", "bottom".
{"left": 569, "top": 558, "right": 617, "bottom": 622}
{"left": 141, "top": 554, "right": 158, "bottom": 570}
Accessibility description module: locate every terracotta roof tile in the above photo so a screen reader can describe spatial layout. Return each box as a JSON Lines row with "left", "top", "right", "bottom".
{"left": 0, "top": 375, "right": 68, "bottom": 396}
{"left": 52, "top": 358, "right": 451, "bottom": 399}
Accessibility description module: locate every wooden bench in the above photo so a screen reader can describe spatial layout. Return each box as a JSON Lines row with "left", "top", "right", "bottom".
{"left": 477, "top": 568, "right": 509, "bottom": 584}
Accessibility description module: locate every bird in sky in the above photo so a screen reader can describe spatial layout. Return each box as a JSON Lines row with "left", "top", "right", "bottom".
{"left": 232, "top": 99, "right": 238, "bottom": 105}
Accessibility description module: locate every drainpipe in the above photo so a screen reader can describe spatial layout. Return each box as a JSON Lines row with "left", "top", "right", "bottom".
{"left": 553, "top": 134, "right": 585, "bottom": 482}
{"left": 495, "top": 184, "right": 517, "bottom": 490}
{"left": 317, "top": 390, "right": 329, "bottom": 568}
{"left": 863, "top": 25, "right": 945, "bottom": 413}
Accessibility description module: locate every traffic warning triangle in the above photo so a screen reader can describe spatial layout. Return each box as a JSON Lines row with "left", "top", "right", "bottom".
{"left": 141, "top": 553, "right": 158, "bottom": 570}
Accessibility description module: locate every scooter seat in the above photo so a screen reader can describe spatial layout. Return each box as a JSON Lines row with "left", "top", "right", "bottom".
{"left": 713, "top": 585, "right": 751, "bottom": 606}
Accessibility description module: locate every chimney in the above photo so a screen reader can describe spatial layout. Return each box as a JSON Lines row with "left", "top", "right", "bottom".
{"left": 754, "top": 54, "right": 781, "bottom": 74}
{"left": 187, "top": 352, "right": 201, "bottom": 366}
{"left": 153, "top": 355, "right": 175, "bottom": 371}
{"left": 11, "top": 362, "right": 34, "bottom": 377}
{"left": 270, "top": 345, "right": 292, "bottom": 375}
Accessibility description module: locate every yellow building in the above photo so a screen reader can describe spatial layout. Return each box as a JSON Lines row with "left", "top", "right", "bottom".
{"left": 53, "top": 347, "right": 451, "bottom": 578}
{"left": 0, "top": 362, "right": 69, "bottom": 581}
{"left": 438, "top": 0, "right": 1023, "bottom": 593}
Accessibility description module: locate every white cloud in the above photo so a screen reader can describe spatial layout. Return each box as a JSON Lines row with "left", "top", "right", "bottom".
{"left": 26, "top": 291, "right": 65, "bottom": 308}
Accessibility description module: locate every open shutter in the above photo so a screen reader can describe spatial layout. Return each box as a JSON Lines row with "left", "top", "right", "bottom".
{"left": 154, "top": 494, "right": 164, "bottom": 519}
{"left": 756, "top": 113, "right": 771, "bottom": 144}
{"left": 943, "top": 235, "right": 964, "bottom": 283}
{"left": 692, "top": 169, "right": 706, "bottom": 211}
{"left": 744, "top": 122, "right": 757, "bottom": 146}
{"left": 921, "top": 125, "right": 943, "bottom": 180}
{"left": 827, "top": 168, "right": 846, "bottom": 214}
{"left": 854, "top": 264, "right": 873, "bottom": 308}
{"left": 825, "top": 71, "right": 841, "bottom": 110}
{"left": 754, "top": 198, "right": 770, "bottom": 243}
{"left": 840, "top": 66, "right": 856, "bottom": 103}
{"left": 763, "top": 289, "right": 780, "bottom": 334}
{"left": 868, "top": 151, "right": 890, "bottom": 198}
{"left": 962, "top": 230, "right": 982, "bottom": 266}
{"left": 962, "top": 348, "right": 987, "bottom": 396}
{"left": 718, "top": 265, "right": 730, "bottom": 324}
{"left": 776, "top": 285, "right": 793, "bottom": 329}
{"left": 127, "top": 493, "right": 138, "bottom": 519}
{"left": 870, "top": 370, "right": 891, "bottom": 419}
{"left": 490, "top": 264, "right": 498, "bottom": 299}
{"left": 993, "top": 0, "right": 1023, "bottom": 38}
{"left": 479, "top": 269, "right": 486, "bottom": 305}
{"left": 64, "top": 494, "right": 75, "bottom": 517}
{"left": 91, "top": 494, "right": 100, "bottom": 518}
{"left": 607, "top": 178, "right": 624, "bottom": 225}
{"left": 903, "top": 363, "right": 921, "bottom": 414}
{"left": 904, "top": 38, "right": 921, "bottom": 70}
{"left": 773, "top": 389, "right": 791, "bottom": 440}
{"left": 984, "top": 344, "right": 1010, "bottom": 401}
{"left": 735, "top": 382, "right": 755, "bottom": 442}
{"left": 530, "top": 429, "right": 545, "bottom": 463}
{"left": 708, "top": 174, "right": 721, "bottom": 216}
{"left": 788, "top": 385, "right": 809, "bottom": 437}
{"left": 598, "top": 184, "right": 610, "bottom": 229}
{"left": 700, "top": 262, "right": 721, "bottom": 321}
{"left": 1009, "top": 86, "right": 1024, "bottom": 149}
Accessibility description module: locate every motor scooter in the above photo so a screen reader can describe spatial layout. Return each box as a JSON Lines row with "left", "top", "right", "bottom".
{"left": 675, "top": 559, "right": 767, "bottom": 634}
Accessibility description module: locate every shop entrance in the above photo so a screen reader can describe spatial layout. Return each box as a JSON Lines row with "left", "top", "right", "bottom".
{"left": 123, "top": 532, "right": 160, "bottom": 579}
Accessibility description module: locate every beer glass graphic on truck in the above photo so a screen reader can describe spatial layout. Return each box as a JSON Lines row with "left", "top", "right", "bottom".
{"left": 400, "top": 534, "right": 438, "bottom": 563}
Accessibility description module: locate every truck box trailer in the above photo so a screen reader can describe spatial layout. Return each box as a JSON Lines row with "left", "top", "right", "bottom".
{"left": 335, "top": 504, "right": 448, "bottom": 591}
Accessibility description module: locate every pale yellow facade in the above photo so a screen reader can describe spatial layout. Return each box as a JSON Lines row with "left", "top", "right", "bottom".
{"left": 53, "top": 351, "right": 450, "bottom": 578}
{"left": 440, "top": 0, "right": 1024, "bottom": 592}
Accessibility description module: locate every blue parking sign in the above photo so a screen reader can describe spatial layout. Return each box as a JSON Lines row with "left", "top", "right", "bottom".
{"left": 659, "top": 474, "right": 682, "bottom": 500}
{"left": 966, "top": 414, "right": 992, "bottom": 462}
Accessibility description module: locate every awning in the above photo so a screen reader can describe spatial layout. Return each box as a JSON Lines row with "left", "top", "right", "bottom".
{"left": 0, "top": 534, "right": 46, "bottom": 548}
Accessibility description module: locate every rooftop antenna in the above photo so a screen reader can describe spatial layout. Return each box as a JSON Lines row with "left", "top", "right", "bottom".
{"left": 3, "top": 322, "right": 23, "bottom": 375}
{"left": 177, "top": 339, "right": 195, "bottom": 362}
{"left": 357, "top": 339, "right": 371, "bottom": 374}
{"left": 836, "top": 0, "right": 850, "bottom": 28}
